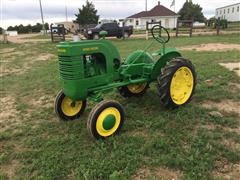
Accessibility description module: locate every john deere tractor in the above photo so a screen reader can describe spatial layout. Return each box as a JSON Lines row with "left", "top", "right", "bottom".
{"left": 54, "top": 25, "right": 197, "bottom": 139}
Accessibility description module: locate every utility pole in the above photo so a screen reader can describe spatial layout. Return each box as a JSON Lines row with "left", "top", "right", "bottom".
{"left": 65, "top": 5, "right": 68, "bottom": 22}
{"left": 145, "top": 0, "right": 147, "bottom": 11}
{"left": 39, "top": 0, "right": 46, "bottom": 35}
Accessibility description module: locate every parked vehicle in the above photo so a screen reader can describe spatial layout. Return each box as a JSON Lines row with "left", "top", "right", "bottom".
{"left": 85, "top": 23, "right": 133, "bottom": 39}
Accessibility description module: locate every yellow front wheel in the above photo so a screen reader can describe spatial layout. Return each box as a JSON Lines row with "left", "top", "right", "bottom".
{"left": 118, "top": 82, "right": 148, "bottom": 97}
{"left": 87, "top": 100, "right": 125, "bottom": 139}
{"left": 157, "top": 58, "right": 197, "bottom": 108}
{"left": 54, "top": 90, "right": 86, "bottom": 121}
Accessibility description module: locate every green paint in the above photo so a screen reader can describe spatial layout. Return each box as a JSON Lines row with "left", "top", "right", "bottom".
{"left": 56, "top": 32, "right": 182, "bottom": 101}
{"left": 103, "top": 114, "right": 116, "bottom": 130}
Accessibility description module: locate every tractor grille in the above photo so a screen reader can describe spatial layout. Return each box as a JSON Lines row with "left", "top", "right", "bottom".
{"left": 58, "top": 56, "right": 83, "bottom": 80}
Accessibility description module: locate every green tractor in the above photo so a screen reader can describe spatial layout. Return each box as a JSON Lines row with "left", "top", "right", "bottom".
{"left": 54, "top": 25, "right": 197, "bottom": 139}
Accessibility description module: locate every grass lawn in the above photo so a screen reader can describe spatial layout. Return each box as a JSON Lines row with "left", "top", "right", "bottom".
{"left": 0, "top": 34, "right": 240, "bottom": 179}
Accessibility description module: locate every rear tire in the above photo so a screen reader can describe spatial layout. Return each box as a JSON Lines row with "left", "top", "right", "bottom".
{"left": 118, "top": 83, "right": 149, "bottom": 97}
{"left": 157, "top": 58, "right": 197, "bottom": 108}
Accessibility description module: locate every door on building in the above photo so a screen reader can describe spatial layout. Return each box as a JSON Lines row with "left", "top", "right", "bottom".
{"left": 165, "top": 19, "right": 169, "bottom": 28}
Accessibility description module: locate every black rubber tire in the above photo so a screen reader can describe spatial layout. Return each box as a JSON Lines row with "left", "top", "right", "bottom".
{"left": 87, "top": 100, "right": 125, "bottom": 140}
{"left": 118, "top": 83, "right": 149, "bottom": 98}
{"left": 157, "top": 57, "right": 197, "bottom": 109}
{"left": 54, "top": 90, "right": 86, "bottom": 121}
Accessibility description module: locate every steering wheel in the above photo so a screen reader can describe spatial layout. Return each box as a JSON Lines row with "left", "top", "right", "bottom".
{"left": 151, "top": 25, "right": 170, "bottom": 44}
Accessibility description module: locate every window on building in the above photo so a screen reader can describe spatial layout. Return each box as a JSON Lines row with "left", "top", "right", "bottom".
{"left": 220, "top": 10, "right": 222, "bottom": 14}
{"left": 232, "top": 7, "right": 234, "bottom": 13}
{"left": 224, "top": 9, "right": 225, "bottom": 14}
{"left": 129, "top": 19, "right": 132, "bottom": 23}
{"left": 136, "top": 20, "right": 139, "bottom": 26}
{"left": 237, "top": 6, "right": 239, "bottom": 12}
{"left": 228, "top": 8, "right": 230, "bottom": 13}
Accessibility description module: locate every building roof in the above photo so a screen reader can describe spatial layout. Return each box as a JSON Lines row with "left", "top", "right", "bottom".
{"left": 216, "top": 3, "right": 240, "bottom": 10}
{"left": 127, "top": 3, "right": 177, "bottom": 18}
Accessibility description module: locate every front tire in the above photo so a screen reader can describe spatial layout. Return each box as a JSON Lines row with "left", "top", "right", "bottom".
{"left": 157, "top": 58, "right": 197, "bottom": 108}
{"left": 54, "top": 90, "right": 86, "bottom": 121}
{"left": 87, "top": 100, "right": 125, "bottom": 140}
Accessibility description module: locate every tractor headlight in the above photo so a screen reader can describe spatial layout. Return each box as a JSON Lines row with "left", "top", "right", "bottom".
{"left": 88, "top": 30, "right": 92, "bottom": 34}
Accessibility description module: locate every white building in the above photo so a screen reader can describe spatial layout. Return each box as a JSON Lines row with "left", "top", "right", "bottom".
{"left": 125, "top": 1, "right": 179, "bottom": 29}
{"left": 55, "top": 21, "right": 80, "bottom": 33}
{"left": 5, "top": 31, "right": 18, "bottom": 36}
{"left": 215, "top": 3, "right": 240, "bottom": 22}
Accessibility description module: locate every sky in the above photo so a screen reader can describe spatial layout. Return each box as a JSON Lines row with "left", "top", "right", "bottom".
{"left": 0, "top": 0, "right": 239, "bottom": 29}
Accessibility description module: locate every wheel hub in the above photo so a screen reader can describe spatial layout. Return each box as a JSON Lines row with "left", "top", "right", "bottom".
{"left": 61, "top": 97, "right": 83, "bottom": 116}
{"left": 103, "top": 114, "right": 116, "bottom": 130}
{"left": 127, "top": 83, "right": 147, "bottom": 94}
{"left": 170, "top": 67, "right": 194, "bottom": 105}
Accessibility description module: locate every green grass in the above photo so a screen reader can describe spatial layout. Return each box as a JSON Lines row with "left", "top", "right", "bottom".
{"left": 0, "top": 34, "right": 240, "bottom": 179}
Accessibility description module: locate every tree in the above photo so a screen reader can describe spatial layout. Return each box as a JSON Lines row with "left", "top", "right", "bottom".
{"left": 44, "top": 23, "right": 49, "bottom": 30}
{"left": 178, "top": 0, "right": 206, "bottom": 22}
{"left": 75, "top": 0, "right": 99, "bottom": 26}
{"left": 0, "top": 27, "right": 3, "bottom": 34}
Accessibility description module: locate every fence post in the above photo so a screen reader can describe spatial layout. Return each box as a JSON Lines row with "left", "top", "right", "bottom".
{"left": 146, "top": 22, "right": 148, "bottom": 40}
{"left": 50, "top": 23, "right": 54, "bottom": 42}
{"left": 190, "top": 20, "right": 193, "bottom": 37}
{"left": 176, "top": 20, "right": 179, "bottom": 37}
{"left": 216, "top": 18, "right": 220, "bottom": 35}
{"left": 122, "top": 21, "right": 125, "bottom": 40}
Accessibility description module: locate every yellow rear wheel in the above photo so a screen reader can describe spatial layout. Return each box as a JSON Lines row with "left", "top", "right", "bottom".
{"left": 118, "top": 82, "right": 148, "bottom": 97}
{"left": 170, "top": 67, "right": 194, "bottom": 105}
{"left": 87, "top": 100, "right": 125, "bottom": 139}
{"left": 127, "top": 83, "right": 148, "bottom": 94}
{"left": 54, "top": 90, "right": 86, "bottom": 121}
{"left": 157, "top": 58, "right": 196, "bottom": 108}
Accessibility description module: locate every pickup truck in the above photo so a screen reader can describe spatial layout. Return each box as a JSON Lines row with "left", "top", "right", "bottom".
{"left": 85, "top": 23, "right": 133, "bottom": 39}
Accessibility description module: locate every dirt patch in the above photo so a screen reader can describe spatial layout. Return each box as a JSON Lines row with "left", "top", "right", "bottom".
{"left": 221, "top": 139, "right": 240, "bottom": 151}
{"left": 0, "top": 67, "right": 24, "bottom": 77}
{"left": 29, "top": 95, "right": 54, "bottom": 108}
{"left": 212, "top": 158, "right": 240, "bottom": 180}
{"left": 0, "top": 96, "right": 18, "bottom": 120}
{"left": 219, "top": 62, "right": 240, "bottom": 77}
{"left": 36, "top": 53, "right": 55, "bottom": 61}
{"left": 179, "top": 43, "right": 240, "bottom": 52}
{"left": 0, "top": 96, "right": 20, "bottom": 133}
{"left": 201, "top": 100, "right": 240, "bottom": 116}
{"left": 0, "top": 52, "right": 54, "bottom": 77}
{"left": 0, "top": 48, "right": 15, "bottom": 54}
{"left": 228, "top": 82, "right": 240, "bottom": 94}
{"left": 0, "top": 160, "right": 21, "bottom": 178}
{"left": 133, "top": 166, "right": 182, "bottom": 180}
{"left": 7, "top": 34, "right": 50, "bottom": 44}
{"left": 127, "top": 129, "right": 149, "bottom": 138}
{"left": 200, "top": 123, "right": 240, "bottom": 135}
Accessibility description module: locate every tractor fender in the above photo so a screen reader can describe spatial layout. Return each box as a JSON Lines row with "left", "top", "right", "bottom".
{"left": 150, "top": 51, "right": 182, "bottom": 80}
{"left": 124, "top": 50, "right": 153, "bottom": 65}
